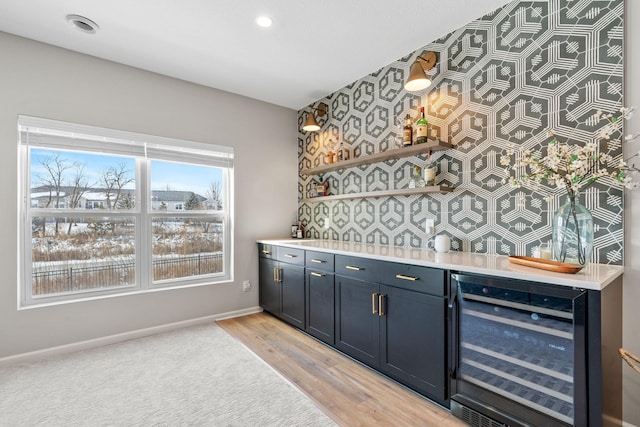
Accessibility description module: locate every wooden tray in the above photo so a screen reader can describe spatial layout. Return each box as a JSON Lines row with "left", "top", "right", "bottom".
{"left": 507, "top": 256, "right": 583, "bottom": 274}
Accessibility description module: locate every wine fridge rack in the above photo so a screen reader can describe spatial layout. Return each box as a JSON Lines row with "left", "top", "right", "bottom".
{"left": 459, "top": 292, "right": 576, "bottom": 424}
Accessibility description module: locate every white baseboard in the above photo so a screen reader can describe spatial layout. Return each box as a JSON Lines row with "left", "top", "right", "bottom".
{"left": 0, "top": 306, "right": 262, "bottom": 367}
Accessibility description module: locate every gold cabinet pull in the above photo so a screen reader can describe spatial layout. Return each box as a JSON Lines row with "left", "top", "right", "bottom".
{"left": 346, "top": 265, "right": 363, "bottom": 271}
{"left": 310, "top": 272, "right": 324, "bottom": 277}
{"left": 311, "top": 259, "right": 325, "bottom": 263}
{"left": 262, "top": 249, "right": 271, "bottom": 254}
{"left": 379, "top": 294, "right": 385, "bottom": 316}
{"left": 284, "top": 254, "right": 297, "bottom": 258}
{"left": 395, "top": 274, "right": 418, "bottom": 281}
{"left": 273, "top": 267, "right": 278, "bottom": 282}
{"left": 372, "top": 293, "right": 378, "bottom": 314}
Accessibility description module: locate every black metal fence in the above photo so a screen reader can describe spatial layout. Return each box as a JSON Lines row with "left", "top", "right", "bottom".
{"left": 32, "top": 253, "right": 223, "bottom": 295}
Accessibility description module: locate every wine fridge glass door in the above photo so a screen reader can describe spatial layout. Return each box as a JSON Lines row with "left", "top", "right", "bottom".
{"left": 449, "top": 273, "right": 587, "bottom": 427}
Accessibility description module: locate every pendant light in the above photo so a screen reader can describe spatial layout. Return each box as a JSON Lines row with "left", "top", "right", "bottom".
{"left": 404, "top": 51, "right": 438, "bottom": 92}
{"left": 302, "top": 103, "right": 327, "bottom": 132}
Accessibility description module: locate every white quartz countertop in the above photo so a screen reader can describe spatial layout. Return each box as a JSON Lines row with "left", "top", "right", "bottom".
{"left": 257, "top": 239, "right": 624, "bottom": 291}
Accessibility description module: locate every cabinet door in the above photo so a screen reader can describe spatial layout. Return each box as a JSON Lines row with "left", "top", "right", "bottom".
{"left": 335, "top": 276, "right": 380, "bottom": 366}
{"left": 280, "top": 263, "right": 305, "bottom": 329}
{"left": 306, "top": 270, "right": 335, "bottom": 345}
{"left": 379, "top": 284, "right": 446, "bottom": 402}
{"left": 259, "top": 257, "right": 280, "bottom": 316}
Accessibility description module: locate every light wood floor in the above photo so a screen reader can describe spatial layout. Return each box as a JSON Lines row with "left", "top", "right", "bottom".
{"left": 217, "top": 312, "right": 468, "bottom": 427}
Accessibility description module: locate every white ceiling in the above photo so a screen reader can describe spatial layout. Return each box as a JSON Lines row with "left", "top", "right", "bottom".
{"left": 0, "top": 0, "right": 512, "bottom": 110}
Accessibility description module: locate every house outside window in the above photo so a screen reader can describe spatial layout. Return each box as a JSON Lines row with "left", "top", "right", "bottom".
{"left": 18, "top": 115, "right": 234, "bottom": 307}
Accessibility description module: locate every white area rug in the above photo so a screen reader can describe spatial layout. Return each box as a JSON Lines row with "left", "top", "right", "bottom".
{"left": 0, "top": 323, "right": 337, "bottom": 426}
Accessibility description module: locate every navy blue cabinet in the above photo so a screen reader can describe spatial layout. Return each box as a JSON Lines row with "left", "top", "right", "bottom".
{"left": 336, "top": 276, "right": 381, "bottom": 366}
{"left": 305, "top": 251, "right": 335, "bottom": 345}
{"left": 335, "top": 254, "right": 448, "bottom": 404}
{"left": 259, "top": 257, "right": 280, "bottom": 315}
{"left": 379, "top": 284, "right": 446, "bottom": 403}
{"left": 259, "top": 244, "right": 448, "bottom": 406}
{"left": 258, "top": 243, "right": 620, "bottom": 423}
{"left": 258, "top": 244, "right": 305, "bottom": 329}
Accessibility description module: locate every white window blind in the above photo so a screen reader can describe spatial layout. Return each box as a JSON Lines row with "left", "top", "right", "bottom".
{"left": 19, "top": 115, "right": 234, "bottom": 167}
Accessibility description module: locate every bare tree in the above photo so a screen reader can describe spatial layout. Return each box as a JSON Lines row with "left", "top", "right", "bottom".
{"left": 39, "top": 154, "right": 70, "bottom": 208}
{"left": 99, "top": 162, "right": 134, "bottom": 234}
{"left": 206, "top": 181, "right": 222, "bottom": 210}
{"left": 37, "top": 154, "right": 72, "bottom": 236}
{"left": 66, "top": 163, "right": 90, "bottom": 234}
{"left": 202, "top": 181, "right": 223, "bottom": 233}
{"left": 100, "top": 162, "right": 134, "bottom": 210}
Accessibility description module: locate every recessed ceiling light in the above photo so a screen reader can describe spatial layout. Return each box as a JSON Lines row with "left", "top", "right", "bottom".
{"left": 256, "top": 16, "right": 273, "bottom": 28}
{"left": 66, "top": 14, "right": 99, "bottom": 34}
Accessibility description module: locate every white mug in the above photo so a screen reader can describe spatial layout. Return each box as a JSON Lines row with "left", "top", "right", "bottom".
{"left": 428, "top": 234, "right": 450, "bottom": 253}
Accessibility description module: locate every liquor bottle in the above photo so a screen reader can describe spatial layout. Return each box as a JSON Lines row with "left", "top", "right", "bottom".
{"left": 424, "top": 151, "right": 437, "bottom": 186}
{"left": 316, "top": 179, "right": 329, "bottom": 197}
{"left": 409, "top": 165, "right": 424, "bottom": 188}
{"left": 297, "top": 221, "right": 304, "bottom": 239}
{"left": 416, "top": 106, "right": 428, "bottom": 144}
{"left": 337, "top": 136, "right": 344, "bottom": 161}
{"left": 325, "top": 136, "right": 334, "bottom": 164}
{"left": 402, "top": 114, "right": 413, "bottom": 147}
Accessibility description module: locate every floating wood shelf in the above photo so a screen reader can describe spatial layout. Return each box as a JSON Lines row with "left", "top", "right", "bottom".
{"left": 301, "top": 185, "right": 455, "bottom": 203}
{"left": 300, "top": 140, "right": 452, "bottom": 176}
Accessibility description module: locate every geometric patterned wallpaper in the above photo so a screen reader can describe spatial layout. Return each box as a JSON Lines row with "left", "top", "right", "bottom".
{"left": 297, "top": 0, "right": 624, "bottom": 265}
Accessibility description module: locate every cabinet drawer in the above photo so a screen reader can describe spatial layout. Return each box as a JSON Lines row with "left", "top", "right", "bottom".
{"left": 277, "top": 247, "right": 305, "bottom": 266}
{"left": 305, "top": 251, "right": 334, "bottom": 272}
{"left": 380, "top": 262, "right": 446, "bottom": 296}
{"left": 336, "top": 255, "right": 446, "bottom": 296}
{"left": 335, "top": 255, "right": 380, "bottom": 283}
{"left": 258, "top": 243, "right": 276, "bottom": 259}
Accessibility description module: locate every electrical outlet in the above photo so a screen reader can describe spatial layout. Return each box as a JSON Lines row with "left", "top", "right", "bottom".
{"left": 425, "top": 219, "right": 435, "bottom": 234}
{"left": 242, "top": 280, "right": 251, "bottom": 292}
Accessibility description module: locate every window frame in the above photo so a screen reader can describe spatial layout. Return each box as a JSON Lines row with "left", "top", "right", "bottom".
{"left": 18, "top": 115, "right": 234, "bottom": 308}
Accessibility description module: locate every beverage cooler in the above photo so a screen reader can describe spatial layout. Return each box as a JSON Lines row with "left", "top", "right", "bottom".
{"left": 448, "top": 273, "right": 591, "bottom": 427}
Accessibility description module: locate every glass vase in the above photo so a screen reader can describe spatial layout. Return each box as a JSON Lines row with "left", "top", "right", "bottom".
{"left": 552, "top": 195, "right": 594, "bottom": 266}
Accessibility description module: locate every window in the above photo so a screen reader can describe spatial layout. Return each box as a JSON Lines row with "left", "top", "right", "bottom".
{"left": 18, "top": 116, "right": 234, "bottom": 307}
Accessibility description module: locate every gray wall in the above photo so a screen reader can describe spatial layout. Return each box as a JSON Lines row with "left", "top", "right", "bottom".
{"left": 0, "top": 31, "right": 297, "bottom": 358}
{"left": 624, "top": 1, "right": 640, "bottom": 425}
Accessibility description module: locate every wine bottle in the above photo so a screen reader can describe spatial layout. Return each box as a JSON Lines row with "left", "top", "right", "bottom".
{"left": 416, "top": 106, "right": 428, "bottom": 144}
{"left": 402, "top": 114, "right": 413, "bottom": 147}
{"left": 337, "top": 136, "right": 344, "bottom": 161}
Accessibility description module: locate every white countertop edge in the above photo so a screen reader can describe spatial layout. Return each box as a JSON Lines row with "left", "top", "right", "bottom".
{"left": 257, "top": 239, "right": 624, "bottom": 291}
